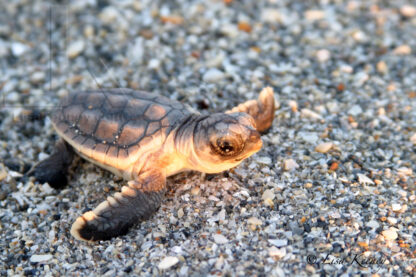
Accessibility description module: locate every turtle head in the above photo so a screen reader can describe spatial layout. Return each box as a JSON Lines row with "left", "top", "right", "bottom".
{"left": 190, "top": 112, "right": 262, "bottom": 173}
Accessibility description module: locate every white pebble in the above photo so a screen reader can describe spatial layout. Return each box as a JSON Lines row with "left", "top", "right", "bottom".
{"left": 387, "top": 217, "right": 397, "bottom": 225}
{"left": 269, "top": 246, "right": 286, "bottom": 259}
{"left": 315, "top": 142, "right": 333, "bottom": 153}
{"left": 262, "top": 189, "right": 275, "bottom": 201}
{"left": 99, "top": 7, "right": 120, "bottom": 24}
{"left": 397, "top": 167, "right": 412, "bottom": 177}
{"left": 340, "top": 65, "right": 353, "bottom": 73}
{"left": 203, "top": 69, "right": 225, "bottom": 83}
{"left": 247, "top": 217, "right": 262, "bottom": 226}
{"left": 31, "top": 71, "right": 46, "bottom": 83}
{"left": 410, "top": 133, "right": 416, "bottom": 145}
{"left": 329, "top": 211, "right": 341, "bottom": 219}
{"left": 366, "top": 220, "right": 379, "bottom": 229}
{"left": 284, "top": 159, "right": 299, "bottom": 171}
{"left": 177, "top": 208, "right": 184, "bottom": 218}
{"left": 213, "top": 234, "right": 228, "bottom": 244}
{"left": 316, "top": 49, "right": 331, "bottom": 63}
{"left": 301, "top": 108, "right": 323, "bottom": 120}
{"left": 261, "top": 9, "right": 282, "bottom": 23}
{"left": 305, "top": 10, "right": 325, "bottom": 21}
{"left": 298, "top": 132, "right": 319, "bottom": 144}
{"left": 391, "top": 203, "right": 401, "bottom": 212}
{"left": 393, "top": 45, "right": 412, "bottom": 55}
{"left": 398, "top": 190, "right": 407, "bottom": 198}
{"left": 148, "top": 59, "right": 161, "bottom": 69}
{"left": 400, "top": 5, "right": 416, "bottom": 17}
{"left": 268, "top": 239, "right": 288, "bottom": 247}
{"left": 11, "top": 42, "right": 28, "bottom": 56}
{"left": 257, "top": 156, "right": 272, "bottom": 165}
{"left": 66, "top": 40, "right": 85, "bottom": 58}
{"left": 382, "top": 228, "right": 398, "bottom": 241}
{"left": 158, "top": 256, "right": 179, "bottom": 270}
{"left": 221, "top": 24, "right": 239, "bottom": 38}
{"left": 357, "top": 174, "right": 374, "bottom": 185}
{"left": 30, "top": 254, "right": 53, "bottom": 263}
{"left": 348, "top": 105, "right": 363, "bottom": 116}
{"left": 352, "top": 30, "right": 367, "bottom": 42}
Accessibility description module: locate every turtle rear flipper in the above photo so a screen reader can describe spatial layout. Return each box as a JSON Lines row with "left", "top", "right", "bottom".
{"left": 28, "top": 139, "right": 74, "bottom": 189}
{"left": 70, "top": 170, "right": 166, "bottom": 241}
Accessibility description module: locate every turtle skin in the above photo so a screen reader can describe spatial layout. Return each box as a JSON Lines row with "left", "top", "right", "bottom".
{"left": 30, "top": 87, "right": 276, "bottom": 241}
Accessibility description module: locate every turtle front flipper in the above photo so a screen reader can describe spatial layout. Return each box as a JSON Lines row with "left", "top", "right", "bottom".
{"left": 28, "top": 139, "right": 74, "bottom": 189}
{"left": 70, "top": 170, "right": 166, "bottom": 241}
{"left": 226, "top": 87, "right": 276, "bottom": 133}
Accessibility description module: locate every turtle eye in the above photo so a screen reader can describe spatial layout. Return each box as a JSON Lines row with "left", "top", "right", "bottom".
{"left": 218, "top": 140, "right": 234, "bottom": 154}
{"left": 212, "top": 137, "right": 243, "bottom": 157}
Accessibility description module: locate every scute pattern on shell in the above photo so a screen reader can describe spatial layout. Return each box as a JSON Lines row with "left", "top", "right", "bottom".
{"left": 52, "top": 89, "right": 190, "bottom": 161}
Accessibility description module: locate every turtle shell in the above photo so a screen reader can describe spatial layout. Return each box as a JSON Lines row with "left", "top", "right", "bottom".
{"left": 52, "top": 88, "right": 190, "bottom": 169}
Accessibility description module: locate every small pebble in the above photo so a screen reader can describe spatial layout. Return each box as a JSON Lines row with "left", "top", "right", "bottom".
{"left": 148, "top": 59, "right": 161, "bottom": 70}
{"left": 283, "top": 159, "right": 299, "bottom": 171}
{"left": 366, "top": 220, "right": 380, "bottom": 229}
{"left": 382, "top": 228, "right": 398, "bottom": 241}
{"left": 304, "top": 183, "right": 313, "bottom": 189}
{"left": 393, "top": 45, "right": 412, "bottom": 55}
{"left": 305, "top": 10, "right": 325, "bottom": 21}
{"left": 387, "top": 217, "right": 397, "bottom": 225}
{"left": 269, "top": 246, "right": 286, "bottom": 259}
{"left": 203, "top": 69, "right": 225, "bottom": 83}
{"left": 288, "top": 100, "right": 298, "bottom": 112}
{"left": 340, "top": 64, "right": 353, "bottom": 73}
{"left": 262, "top": 189, "right": 275, "bottom": 201}
{"left": 268, "top": 239, "right": 288, "bottom": 247}
{"left": 261, "top": 9, "right": 282, "bottom": 23}
{"left": 158, "top": 256, "right": 179, "bottom": 270}
{"left": 397, "top": 167, "right": 412, "bottom": 177}
{"left": 391, "top": 203, "right": 402, "bottom": 212}
{"left": 257, "top": 156, "right": 272, "bottom": 165}
{"left": 400, "top": 5, "right": 416, "bottom": 17}
{"left": 348, "top": 105, "right": 363, "bottom": 116}
{"left": 315, "top": 142, "right": 333, "bottom": 153}
{"left": 66, "top": 40, "right": 85, "bottom": 58}
{"left": 213, "top": 234, "right": 229, "bottom": 244}
{"left": 11, "top": 42, "right": 28, "bottom": 56}
{"left": 0, "top": 167, "right": 7, "bottom": 181}
{"left": 410, "top": 133, "right": 416, "bottom": 144}
{"left": 191, "top": 187, "right": 200, "bottom": 195}
{"left": 357, "top": 174, "right": 374, "bottom": 185}
{"left": 30, "top": 254, "right": 53, "bottom": 263}
{"left": 376, "top": 61, "right": 388, "bottom": 74}
{"left": 177, "top": 208, "right": 184, "bottom": 218}
{"left": 30, "top": 71, "right": 46, "bottom": 84}
{"left": 99, "top": 7, "right": 120, "bottom": 24}
{"left": 298, "top": 132, "right": 319, "bottom": 144}
{"left": 247, "top": 217, "right": 262, "bottom": 226}
{"left": 301, "top": 108, "right": 322, "bottom": 120}
{"left": 316, "top": 49, "right": 331, "bottom": 63}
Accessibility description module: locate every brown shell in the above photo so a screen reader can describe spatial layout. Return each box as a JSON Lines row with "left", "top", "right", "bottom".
{"left": 52, "top": 89, "right": 190, "bottom": 168}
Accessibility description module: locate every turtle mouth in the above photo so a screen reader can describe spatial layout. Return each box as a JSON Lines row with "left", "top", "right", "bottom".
{"left": 234, "top": 138, "right": 262, "bottom": 162}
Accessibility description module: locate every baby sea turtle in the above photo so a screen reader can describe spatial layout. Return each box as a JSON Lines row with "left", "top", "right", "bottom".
{"left": 30, "top": 87, "right": 275, "bottom": 241}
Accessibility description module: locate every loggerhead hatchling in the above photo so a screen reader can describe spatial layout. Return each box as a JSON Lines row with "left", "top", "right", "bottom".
{"left": 30, "top": 87, "right": 275, "bottom": 241}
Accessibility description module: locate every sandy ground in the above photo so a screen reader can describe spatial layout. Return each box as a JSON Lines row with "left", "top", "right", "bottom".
{"left": 1, "top": 0, "right": 415, "bottom": 276}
